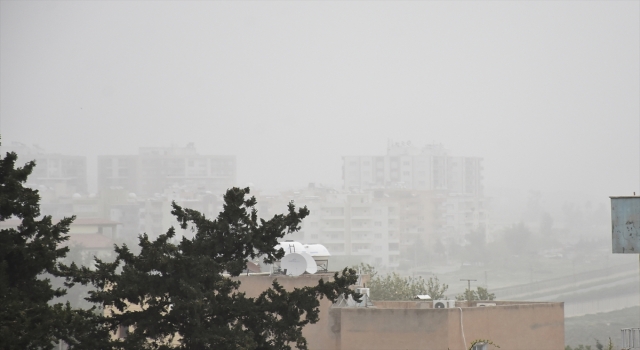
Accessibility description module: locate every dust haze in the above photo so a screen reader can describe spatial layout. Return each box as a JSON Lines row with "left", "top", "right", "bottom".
{"left": 2, "top": 1, "right": 639, "bottom": 348}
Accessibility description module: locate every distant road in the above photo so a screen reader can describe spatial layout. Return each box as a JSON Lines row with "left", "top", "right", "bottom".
{"left": 493, "top": 261, "right": 639, "bottom": 317}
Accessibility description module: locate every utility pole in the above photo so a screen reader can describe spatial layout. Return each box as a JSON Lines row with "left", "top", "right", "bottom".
{"left": 460, "top": 279, "right": 477, "bottom": 300}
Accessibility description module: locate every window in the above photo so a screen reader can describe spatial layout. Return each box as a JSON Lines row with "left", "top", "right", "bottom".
{"left": 117, "top": 325, "right": 129, "bottom": 339}
{"left": 471, "top": 343, "right": 487, "bottom": 350}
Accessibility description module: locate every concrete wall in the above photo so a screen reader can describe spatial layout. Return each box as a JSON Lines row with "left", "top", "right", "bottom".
{"left": 236, "top": 275, "right": 564, "bottom": 350}
{"left": 328, "top": 302, "right": 563, "bottom": 350}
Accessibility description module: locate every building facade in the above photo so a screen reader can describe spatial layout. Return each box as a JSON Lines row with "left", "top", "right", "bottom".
{"left": 343, "top": 142, "right": 483, "bottom": 195}
{"left": 237, "top": 274, "right": 565, "bottom": 350}
{"left": 98, "top": 143, "right": 236, "bottom": 197}
{"left": 5, "top": 142, "right": 88, "bottom": 196}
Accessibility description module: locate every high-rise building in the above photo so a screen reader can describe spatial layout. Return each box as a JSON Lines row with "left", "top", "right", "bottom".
{"left": 98, "top": 143, "right": 236, "bottom": 197}
{"left": 4, "top": 142, "right": 88, "bottom": 196}
{"left": 342, "top": 141, "right": 483, "bottom": 195}
{"left": 342, "top": 142, "right": 487, "bottom": 264}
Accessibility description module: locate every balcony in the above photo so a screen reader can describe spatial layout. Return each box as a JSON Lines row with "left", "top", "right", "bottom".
{"left": 622, "top": 328, "right": 640, "bottom": 350}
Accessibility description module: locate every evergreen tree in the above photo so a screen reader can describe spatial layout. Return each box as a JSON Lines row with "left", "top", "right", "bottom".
{"left": 65, "top": 187, "right": 358, "bottom": 350}
{"left": 0, "top": 145, "right": 108, "bottom": 349}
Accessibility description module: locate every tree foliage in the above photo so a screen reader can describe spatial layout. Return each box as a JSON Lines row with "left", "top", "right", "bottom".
{"left": 455, "top": 286, "right": 496, "bottom": 301}
{"left": 65, "top": 187, "right": 359, "bottom": 350}
{"left": 0, "top": 146, "right": 108, "bottom": 349}
{"left": 565, "top": 338, "right": 613, "bottom": 350}
{"left": 368, "top": 273, "right": 428, "bottom": 300}
{"left": 425, "top": 276, "right": 449, "bottom": 300}
{"left": 1, "top": 143, "right": 357, "bottom": 350}
{"left": 356, "top": 264, "right": 449, "bottom": 301}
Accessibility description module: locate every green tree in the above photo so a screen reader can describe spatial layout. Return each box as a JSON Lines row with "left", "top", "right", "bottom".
{"left": 456, "top": 286, "right": 495, "bottom": 301}
{"left": 367, "top": 272, "right": 428, "bottom": 300}
{"left": 475, "top": 286, "right": 496, "bottom": 301}
{"left": 0, "top": 145, "right": 108, "bottom": 349}
{"left": 426, "top": 276, "right": 449, "bottom": 300}
{"left": 355, "top": 264, "right": 449, "bottom": 301}
{"left": 66, "top": 187, "right": 358, "bottom": 350}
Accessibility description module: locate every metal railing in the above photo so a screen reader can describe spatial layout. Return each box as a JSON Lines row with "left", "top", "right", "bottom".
{"left": 622, "top": 328, "right": 640, "bottom": 350}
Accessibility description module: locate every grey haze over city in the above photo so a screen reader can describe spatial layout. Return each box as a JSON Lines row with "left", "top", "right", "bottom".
{"left": 2, "top": 1, "right": 639, "bottom": 196}
{"left": 2, "top": 1, "right": 640, "bottom": 348}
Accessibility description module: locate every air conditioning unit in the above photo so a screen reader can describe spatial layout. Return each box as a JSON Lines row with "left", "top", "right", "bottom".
{"left": 433, "top": 300, "right": 455, "bottom": 309}
{"left": 477, "top": 303, "right": 496, "bottom": 307}
{"left": 355, "top": 288, "right": 370, "bottom": 298}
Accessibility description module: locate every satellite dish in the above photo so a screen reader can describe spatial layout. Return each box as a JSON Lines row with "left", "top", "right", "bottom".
{"left": 299, "top": 251, "right": 317, "bottom": 274}
{"left": 280, "top": 253, "right": 307, "bottom": 276}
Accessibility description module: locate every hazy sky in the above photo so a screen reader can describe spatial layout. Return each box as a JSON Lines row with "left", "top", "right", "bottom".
{"left": 1, "top": 1, "right": 639, "bottom": 197}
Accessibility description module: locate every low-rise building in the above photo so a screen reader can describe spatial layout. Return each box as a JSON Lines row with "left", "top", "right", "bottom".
{"left": 237, "top": 274, "right": 564, "bottom": 350}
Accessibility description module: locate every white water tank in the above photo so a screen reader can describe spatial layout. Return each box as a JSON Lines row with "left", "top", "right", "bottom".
{"left": 302, "top": 243, "right": 331, "bottom": 260}
{"left": 275, "top": 241, "right": 306, "bottom": 255}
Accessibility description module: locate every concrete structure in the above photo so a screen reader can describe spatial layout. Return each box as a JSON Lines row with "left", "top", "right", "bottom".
{"left": 255, "top": 184, "right": 487, "bottom": 271}
{"left": 255, "top": 186, "right": 402, "bottom": 269}
{"left": 98, "top": 143, "right": 236, "bottom": 197}
{"left": 343, "top": 142, "right": 483, "bottom": 195}
{"left": 101, "top": 274, "right": 563, "bottom": 349}
{"left": 237, "top": 274, "right": 565, "bottom": 350}
{"left": 5, "top": 142, "right": 88, "bottom": 196}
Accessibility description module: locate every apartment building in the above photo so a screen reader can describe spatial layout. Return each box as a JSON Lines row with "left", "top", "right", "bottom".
{"left": 342, "top": 142, "right": 483, "bottom": 195}
{"left": 342, "top": 142, "right": 487, "bottom": 252}
{"left": 5, "top": 142, "right": 88, "bottom": 196}
{"left": 98, "top": 143, "right": 235, "bottom": 197}
{"left": 256, "top": 186, "right": 444, "bottom": 270}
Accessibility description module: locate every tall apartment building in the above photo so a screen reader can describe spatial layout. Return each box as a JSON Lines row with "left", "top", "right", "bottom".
{"left": 342, "top": 142, "right": 487, "bottom": 262}
{"left": 254, "top": 181, "right": 489, "bottom": 271}
{"left": 98, "top": 143, "right": 236, "bottom": 197}
{"left": 255, "top": 186, "right": 416, "bottom": 270}
{"left": 4, "top": 142, "right": 88, "bottom": 196}
{"left": 342, "top": 142, "right": 483, "bottom": 195}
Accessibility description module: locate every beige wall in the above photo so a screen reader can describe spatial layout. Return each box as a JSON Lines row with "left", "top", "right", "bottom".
{"left": 237, "top": 274, "right": 564, "bottom": 350}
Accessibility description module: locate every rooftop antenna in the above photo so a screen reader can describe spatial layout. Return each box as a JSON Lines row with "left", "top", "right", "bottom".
{"left": 460, "top": 279, "right": 477, "bottom": 299}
